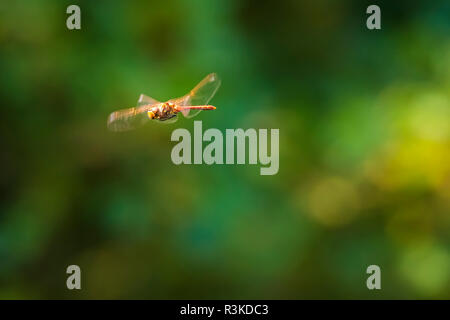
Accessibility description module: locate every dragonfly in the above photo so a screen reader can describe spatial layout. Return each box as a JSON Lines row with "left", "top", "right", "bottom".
{"left": 107, "top": 73, "right": 221, "bottom": 132}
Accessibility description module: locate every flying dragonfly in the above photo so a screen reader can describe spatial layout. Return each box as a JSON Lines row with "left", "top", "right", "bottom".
{"left": 107, "top": 73, "right": 221, "bottom": 132}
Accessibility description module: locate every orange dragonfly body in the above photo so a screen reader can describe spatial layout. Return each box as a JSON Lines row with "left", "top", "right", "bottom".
{"left": 107, "top": 73, "right": 221, "bottom": 132}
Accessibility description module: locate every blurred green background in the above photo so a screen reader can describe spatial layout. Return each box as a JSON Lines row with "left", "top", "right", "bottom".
{"left": 0, "top": 0, "right": 449, "bottom": 299}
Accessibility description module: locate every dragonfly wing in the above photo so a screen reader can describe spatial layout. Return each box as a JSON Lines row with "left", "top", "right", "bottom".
{"left": 107, "top": 105, "right": 152, "bottom": 132}
{"left": 137, "top": 94, "right": 160, "bottom": 106}
{"left": 172, "top": 73, "right": 221, "bottom": 118}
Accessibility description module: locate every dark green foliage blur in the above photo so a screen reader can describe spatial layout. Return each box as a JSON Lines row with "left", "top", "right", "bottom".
{"left": 0, "top": 0, "right": 449, "bottom": 299}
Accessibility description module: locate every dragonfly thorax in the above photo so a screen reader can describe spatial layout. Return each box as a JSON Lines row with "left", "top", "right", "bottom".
{"left": 149, "top": 102, "right": 178, "bottom": 121}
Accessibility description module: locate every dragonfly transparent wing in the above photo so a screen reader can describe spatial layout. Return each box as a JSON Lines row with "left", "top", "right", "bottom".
{"left": 107, "top": 94, "right": 161, "bottom": 132}
{"left": 107, "top": 106, "right": 152, "bottom": 132}
{"left": 171, "top": 73, "right": 221, "bottom": 118}
{"left": 137, "top": 94, "right": 160, "bottom": 106}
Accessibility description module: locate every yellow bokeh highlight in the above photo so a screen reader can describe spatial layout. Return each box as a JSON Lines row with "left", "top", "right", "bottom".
{"left": 306, "top": 177, "right": 360, "bottom": 227}
{"left": 398, "top": 242, "right": 450, "bottom": 296}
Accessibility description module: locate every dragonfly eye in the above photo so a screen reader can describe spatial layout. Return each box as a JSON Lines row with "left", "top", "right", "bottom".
{"left": 147, "top": 110, "right": 155, "bottom": 119}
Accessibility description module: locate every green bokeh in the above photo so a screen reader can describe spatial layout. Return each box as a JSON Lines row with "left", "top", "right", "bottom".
{"left": 0, "top": 0, "right": 449, "bottom": 299}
